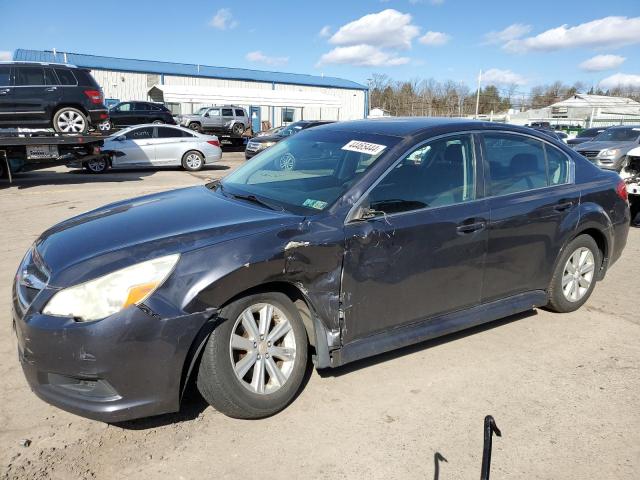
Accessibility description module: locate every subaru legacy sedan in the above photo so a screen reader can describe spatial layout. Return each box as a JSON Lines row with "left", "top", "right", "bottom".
{"left": 13, "top": 119, "right": 629, "bottom": 421}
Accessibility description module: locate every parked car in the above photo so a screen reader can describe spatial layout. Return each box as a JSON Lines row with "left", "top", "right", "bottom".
{"left": 106, "top": 101, "right": 176, "bottom": 129}
{"left": 567, "top": 127, "right": 607, "bottom": 147}
{"left": 177, "top": 105, "right": 249, "bottom": 136}
{"left": 245, "top": 120, "right": 334, "bottom": 159}
{"left": 256, "top": 125, "right": 284, "bottom": 137}
{"left": 13, "top": 118, "right": 629, "bottom": 422}
{"left": 75, "top": 124, "right": 221, "bottom": 173}
{"left": 0, "top": 61, "right": 108, "bottom": 133}
{"left": 574, "top": 126, "right": 640, "bottom": 171}
{"left": 621, "top": 147, "right": 640, "bottom": 223}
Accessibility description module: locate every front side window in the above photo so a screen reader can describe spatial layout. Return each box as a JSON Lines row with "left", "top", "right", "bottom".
{"left": 222, "top": 130, "right": 399, "bottom": 214}
{"left": 366, "top": 134, "right": 476, "bottom": 214}
{"left": 0, "top": 66, "right": 11, "bottom": 86}
{"left": 484, "top": 133, "right": 547, "bottom": 195}
{"left": 124, "top": 127, "right": 154, "bottom": 140}
{"left": 116, "top": 103, "right": 131, "bottom": 112}
{"left": 54, "top": 68, "right": 77, "bottom": 86}
{"left": 207, "top": 109, "right": 220, "bottom": 117}
{"left": 15, "top": 66, "right": 45, "bottom": 86}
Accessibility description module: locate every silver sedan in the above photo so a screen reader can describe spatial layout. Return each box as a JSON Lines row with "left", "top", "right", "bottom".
{"left": 84, "top": 124, "right": 222, "bottom": 173}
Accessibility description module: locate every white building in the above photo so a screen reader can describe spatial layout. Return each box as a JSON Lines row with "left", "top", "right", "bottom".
{"left": 14, "top": 49, "right": 369, "bottom": 131}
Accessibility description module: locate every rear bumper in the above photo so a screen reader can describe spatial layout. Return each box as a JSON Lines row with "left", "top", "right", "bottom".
{"left": 87, "top": 109, "right": 109, "bottom": 125}
{"left": 13, "top": 296, "right": 212, "bottom": 423}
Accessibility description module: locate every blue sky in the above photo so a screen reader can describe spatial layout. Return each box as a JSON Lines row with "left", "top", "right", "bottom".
{"left": 1, "top": 0, "right": 639, "bottom": 92}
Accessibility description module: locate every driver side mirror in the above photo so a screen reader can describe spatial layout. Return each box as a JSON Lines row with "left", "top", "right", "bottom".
{"left": 204, "top": 112, "right": 210, "bottom": 117}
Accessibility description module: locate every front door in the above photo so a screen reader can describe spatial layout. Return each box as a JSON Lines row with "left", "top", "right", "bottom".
{"left": 109, "top": 102, "right": 135, "bottom": 127}
{"left": 341, "top": 133, "right": 488, "bottom": 344}
{"left": 0, "top": 65, "right": 14, "bottom": 126}
{"left": 110, "top": 126, "right": 156, "bottom": 167}
{"left": 480, "top": 132, "right": 580, "bottom": 302}
{"left": 202, "top": 108, "right": 221, "bottom": 130}
{"left": 12, "top": 65, "right": 62, "bottom": 125}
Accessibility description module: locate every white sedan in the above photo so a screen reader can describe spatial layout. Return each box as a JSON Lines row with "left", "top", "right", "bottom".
{"left": 81, "top": 124, "right": 222, "bottom": 173}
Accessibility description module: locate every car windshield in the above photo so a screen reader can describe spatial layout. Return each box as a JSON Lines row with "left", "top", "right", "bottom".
{"left": 221, "top": 129, "right": 400, "bottom": 214}
{"left": 593, "top": 128, "right": 640, "bottom": 142}
{"left": 194, "top": 107, "right": 209, "bottom": 116}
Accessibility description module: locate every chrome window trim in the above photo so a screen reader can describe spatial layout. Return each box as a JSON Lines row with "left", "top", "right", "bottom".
{"left": 345, "top": 129, "right": 576, "bottom": 224}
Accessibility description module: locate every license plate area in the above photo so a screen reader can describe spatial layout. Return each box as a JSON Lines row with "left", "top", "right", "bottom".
{"left": 26, "top": 145, "right": 59, "bottom": 160}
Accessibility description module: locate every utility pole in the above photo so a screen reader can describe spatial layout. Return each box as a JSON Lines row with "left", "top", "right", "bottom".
{"left": 475, "top": 70, "right": 482, "bottom": 119}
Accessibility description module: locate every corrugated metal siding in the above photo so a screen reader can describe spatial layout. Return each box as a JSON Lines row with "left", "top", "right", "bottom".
{"left": 90, "top": 71, "right": 149, "bottom": 102}
{"left": 13, "top": 48, "right": 367, "bottom": 91}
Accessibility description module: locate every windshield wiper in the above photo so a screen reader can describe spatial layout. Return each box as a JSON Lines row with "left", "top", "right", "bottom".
{"left": 229, "top": 192, "right": 285, "bottom": 211}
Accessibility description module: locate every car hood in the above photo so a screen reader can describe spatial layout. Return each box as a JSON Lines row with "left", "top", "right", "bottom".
{"left": 35, "top": 186, "right": 301, "bottom": 286}
{"left": 576, "top": 140, "right": 637, "bottom": 151}
{"left": 249, "top": 135, "right": 285, "bottom": 144}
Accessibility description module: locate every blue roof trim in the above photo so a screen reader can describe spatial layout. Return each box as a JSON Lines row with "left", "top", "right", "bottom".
{"left": 13, "top": 49, "right": 368, "bottom": 91}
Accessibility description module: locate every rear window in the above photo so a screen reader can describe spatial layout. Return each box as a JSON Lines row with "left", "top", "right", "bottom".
{"left": 54, "top": 68, "right": 77, "bottom": 86}
{"left": 0, "top": 66, "right": 11, "bottom": 86}
{"left": 72, "top": 69, "right": 99, "bottom": 87}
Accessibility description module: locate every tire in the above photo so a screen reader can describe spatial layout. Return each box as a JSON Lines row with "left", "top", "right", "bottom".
{"left": 232, "top": 123, "right": 245, "bottom": 136}
{"left": 546, "top": 234, "right": 601, "bottom": 313}
{"left": 84, "top": 157, "right": 110, "bottom": 174}
{"left": 152, "top": 119, "right": 164, "bottom": 125}
{"left": 97, "top": 119, "right": 112, "bottom": 132}
{"left": 188, "top": 122, "right": 201, "bottom": 133}
{"left": 53, "top": 107, "right": 88, "bottom": 134}
{"left": 181, "top": 150, "right": 204, "bottom": 171}
{"left": 197, "top": 292, "right": 308, "bottom": 419}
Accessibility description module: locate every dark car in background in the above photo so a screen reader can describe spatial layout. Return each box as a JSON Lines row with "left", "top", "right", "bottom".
{"left": 575, "top": 125, "right": 640, "bottom": 171}
{"left": 567, "top": 127, "right": 607, "bottom": 147}
{"left": 13, "top": 118, "right": 629, "bottom": 422}
{"left": 0, "top": 61, "right": 108, "bottom": 133}
{"left": 106, "top": 101, "right": 175, "bottom": 129}
{"left": 244, "top": 120, "right": 334, "bottom": 159}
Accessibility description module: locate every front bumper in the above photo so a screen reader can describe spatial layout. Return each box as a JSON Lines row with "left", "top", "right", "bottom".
{"left": 13, "top": 289, "right": 213, "bottom": 422}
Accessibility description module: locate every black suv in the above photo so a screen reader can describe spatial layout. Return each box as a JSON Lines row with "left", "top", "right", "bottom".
{"left": 107, "top": 101, "right": 176, "bottom": 129}
{"left": 0, "top": 62, "right": 108, "bottom": 133}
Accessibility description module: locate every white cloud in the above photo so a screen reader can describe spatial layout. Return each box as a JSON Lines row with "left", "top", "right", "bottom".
{"left": 0, "top": 51, "right": 11, "bottom": 61}
{"left": 505, "top": 16, "right": 640, "bottom": 53}
{"left": 419, "top": 31, "right": 450, "bottom": 46}
{"left": 482, "top": 68, "right": 528, "bottom": 86}
{"left": 317, "top": 45, "right": 410, "bottom": 67}
{"left": 599, "top": 73, "right": 640, "bottom": 89}
{"left": 319, "top": 25, "right": 331, "bottom": 38}
{"left": 580, "top": 54, "right": 626, "bottom": 72}
{"left": 209, "top": 8, "right": 237, "bottom": 30}
{"left": 245, "top": 51, "right": 289, "bottom": 67}
{"left": 329, "top": 9, "right": 420, "bottom": 50}
{"left": 483, "top": 24, "right": 531, "bottom": 45}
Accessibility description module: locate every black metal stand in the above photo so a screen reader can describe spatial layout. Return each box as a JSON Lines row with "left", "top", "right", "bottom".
{"left": 480, "top": 415, "right": 502, "bottom": 480}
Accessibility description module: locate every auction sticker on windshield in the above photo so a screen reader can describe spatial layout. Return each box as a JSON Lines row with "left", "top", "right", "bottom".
{"left": 341, "top": 140, "right": 387, "bottom": 156}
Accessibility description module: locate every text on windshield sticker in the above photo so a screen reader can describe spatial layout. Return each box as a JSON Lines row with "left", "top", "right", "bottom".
{"left": 341, "top": 140, "right": 387, "bottom": 156}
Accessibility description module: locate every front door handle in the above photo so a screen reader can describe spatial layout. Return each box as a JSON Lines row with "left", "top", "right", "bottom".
{"left": 554, "top": 201, "right": 574, "bottom": 212}
{"left": 0, "top": 88, "right": 10, "bottom": 95}
{"left": 456, "top": 219, "right": 486, "bottom": 234}
{"left": 45, "top": 86, "right": 58, "bottom": 92}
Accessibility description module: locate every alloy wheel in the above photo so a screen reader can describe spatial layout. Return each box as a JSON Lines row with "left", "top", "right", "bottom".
{"left": 185, "top": 153, "right": 202, "bottom": 170}
{"left": 57, "top": 110, "right": 86, "bottom": 133}
{"left": 562, "top": 247, "right": 595, "bottom": 302}
{"left": 229, "top": 303, "right": 297, "bottom": 395}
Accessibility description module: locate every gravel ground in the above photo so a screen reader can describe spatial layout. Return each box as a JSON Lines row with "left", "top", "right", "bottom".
{"left": 1, "top": 154, "right": 638, "bottom": 479}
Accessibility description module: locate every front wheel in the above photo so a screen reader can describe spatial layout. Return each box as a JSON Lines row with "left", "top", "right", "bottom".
{"left": 84, "top": 157, "right": 110, "bottom": 174}
{"left": 197, "top": 293, "right": 308, "bottom": 419}
{"left": 546, "top": 234, "right": 601, "bottom": 313}
{"left": 152, "top": 119, "right": 164, "bottom": 125}
{"left": 188, "top": 122, "right": 201, "bottom": 133}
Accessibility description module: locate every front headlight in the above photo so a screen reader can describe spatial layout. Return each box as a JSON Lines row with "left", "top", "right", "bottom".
{"left": 599, "top": 148, "right": 620, "bottom": 158}
{"left": 43, "top": 254, "right": 180, "bottom": 322}
{"left": 258, "top": 142, "right": 276, "bottom": 150}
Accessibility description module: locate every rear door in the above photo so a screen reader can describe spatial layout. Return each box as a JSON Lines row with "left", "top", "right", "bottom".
{"left": 13, "top": 65, "right": 62, "bottom": 125}
{"left": 154, "top": 126, "right": 195, "bottom": 165}
{"left": 110, "top": 126, "right": 156, "bottom": 167}
{"left": 132, "top": 102, "right": 152, "bottom": 124}
{"left": 221, "top": 107, "right": 234, "bottom": 131}
{"left": 0, "top": 65, "right": 14, "bottom": 124}
{"left": 480, "top": 132, "right": 579, "bottom": 303}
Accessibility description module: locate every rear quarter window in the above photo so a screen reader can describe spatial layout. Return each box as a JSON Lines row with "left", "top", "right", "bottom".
{"left": 54, "top": 68, "right": 77, "bottom": 86}
{"left": 235, "top": 109, "right": 245, "bottom": 116}
{"left": 72, "top": 69, "right": 99, "bottom": 87}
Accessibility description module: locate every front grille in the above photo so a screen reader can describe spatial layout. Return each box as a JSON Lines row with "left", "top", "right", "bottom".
{"left": 15, "top": 247, "right": 49, "bottom": 310}
{"left": 579, "top": 150, "right": 600, "bottom": 159}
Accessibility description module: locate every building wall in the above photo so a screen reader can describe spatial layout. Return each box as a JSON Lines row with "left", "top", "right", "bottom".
{"left": 89, "top": 69, "right": 366, "bottom": 128}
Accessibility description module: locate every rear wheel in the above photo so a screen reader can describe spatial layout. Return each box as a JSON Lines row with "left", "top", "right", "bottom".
{"left": 546, "top": 234, "right": 601, "bottom": 313}
{"left": 152, "top": 119, "right": 164, "bottom": 125}
{"left": 197, "top": 293, "right": 308, "bottom": 419}
{"left": 181, "top": 150, "right": 204, "bottom": 171}
{"left": 232, "top": 123, "right": 245, "bottom": 136}
{"left": 53, "top": 107, "right": 88, "bottom": 133}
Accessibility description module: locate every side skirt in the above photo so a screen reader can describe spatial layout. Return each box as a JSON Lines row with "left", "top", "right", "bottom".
{"left": 331, "top": 290, "right": 547, "bottom": 367}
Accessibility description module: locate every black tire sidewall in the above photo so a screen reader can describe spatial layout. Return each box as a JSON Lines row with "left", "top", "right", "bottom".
{"left": 84, "top": 158, "right": 109, "bottom": 174}
{"left": 181, "top": 151, "right": 204, "bottom": 171}
{"left": 198, "top": 293, "right": 308, "bottom": 418}
{"left": 53, "top": 107, "right": 88, "bottom": 134}
{"left": 188, "top": 123, "right": 201, "bottom": 132}
{"left": 548, "top": 235, "right": 601, "bottom": 313}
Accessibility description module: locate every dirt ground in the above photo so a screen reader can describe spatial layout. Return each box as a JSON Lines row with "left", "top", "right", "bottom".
{"left": 1, "top": 155, "right": 639, "bottom": 479}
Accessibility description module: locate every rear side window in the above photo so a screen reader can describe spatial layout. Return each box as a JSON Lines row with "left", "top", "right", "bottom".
{"left": 545, "top": 145, "right": 570, "bottom": 186}
{"left": 235, "top": 109, "right": 245, "bottom": 116}
{"left": 15, "top": 66, "right": 45, "bottom": 86}
{"left": 156, "top": 127, "right": 183, "bottom": 138}
{"left": 221, "top": 108, "right": 233, "bottom": 116}
{"left": 0, "top": 66, "right": 11, "bottom": 86}
{"left": 54, "top": 68, "right": 77, "bottom": 86}
{"left": 133, "top": 102, "right": 151, "bottom": 111}
{"left": 72, "top": 69, "right": 98, "bottom": 87}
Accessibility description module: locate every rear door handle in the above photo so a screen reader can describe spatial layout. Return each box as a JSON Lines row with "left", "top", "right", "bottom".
{"left": 0, "top": 88, "right": 10, "bottom": 95}
{"left": 456, "top": 219, "right": 486, "bottom": 234}
{"left": 45, "top": 86, "right": 58, "bottom": 92}
{"left": 554, "top": 201, "right": 574, "bottom": 212}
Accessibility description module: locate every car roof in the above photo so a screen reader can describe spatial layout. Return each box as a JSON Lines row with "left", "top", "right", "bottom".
{"left": 0, "top": 61, "right": 80, "bottom": 68}
{"left": 315, "top": 117, "right": 543, "bottom": 138}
